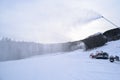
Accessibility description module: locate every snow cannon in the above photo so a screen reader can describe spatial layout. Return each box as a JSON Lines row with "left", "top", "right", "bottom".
{"left": 101, "top": 16, "right": 120, "bottom": 28}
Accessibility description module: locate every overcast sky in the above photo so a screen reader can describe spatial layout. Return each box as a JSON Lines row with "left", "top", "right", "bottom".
{"left": 0, "top": 0, "right": 120, "bottom": 43}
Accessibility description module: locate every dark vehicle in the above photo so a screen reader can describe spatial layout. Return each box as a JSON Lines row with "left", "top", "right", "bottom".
{"left": 109, "top": 56, "right": 115, "bottom": 62}
{"left": 90, "top": 51, "right": 109, "bottom": 59}
{"left": 95, "top": 52, "right": 109, "bottom": 59}
{"left": 114, "top": 56, "right": 120, "bottom": 61}
{"left": 109, "top": 55, "right": 120, "bottom": 62}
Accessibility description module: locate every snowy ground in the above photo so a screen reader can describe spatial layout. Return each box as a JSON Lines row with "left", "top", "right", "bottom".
{"left": 0, "top": 40, "right": 120, "bottom": 80}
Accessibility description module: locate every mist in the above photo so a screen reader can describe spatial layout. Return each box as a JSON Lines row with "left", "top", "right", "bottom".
{"left": 0, "top": 38, "right": 84, "bottom": 61}
{"left": 0, "top": 0, "right": 103, "bottom": 43}
{"left": 0, "top": 0, "right": 106, "bottom": 62}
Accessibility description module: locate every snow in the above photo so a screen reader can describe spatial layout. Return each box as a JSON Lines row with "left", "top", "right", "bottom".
{"left": 0, "top": 40, "right": 120, "bottom": 80}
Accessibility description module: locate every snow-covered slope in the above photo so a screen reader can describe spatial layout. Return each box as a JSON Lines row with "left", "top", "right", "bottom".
{"left": 0, "top": 40, "right": 120, "bottom": 80}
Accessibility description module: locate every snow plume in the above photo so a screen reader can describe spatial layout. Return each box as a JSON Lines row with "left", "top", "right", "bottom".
{"left": 0, "top": 38, "right": 81, "bottom": 61}
{"left": 71, "top": 10, "right": 102, "bottom": 26}
{"left": 0, "top": 0, "right": 102, "bottom": 43}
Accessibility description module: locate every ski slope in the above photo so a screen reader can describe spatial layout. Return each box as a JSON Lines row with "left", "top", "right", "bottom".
{"left": 0, "top": 40, "right": 120, "bottom": 80}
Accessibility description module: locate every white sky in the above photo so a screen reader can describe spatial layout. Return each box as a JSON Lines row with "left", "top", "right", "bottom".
{"left": 0, "top": 0, "right": 120, "bottom": 43}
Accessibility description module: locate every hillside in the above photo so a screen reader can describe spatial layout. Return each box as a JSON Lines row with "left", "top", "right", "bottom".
{"left": 0, "top": 40, "right": 120, "bottom": 80}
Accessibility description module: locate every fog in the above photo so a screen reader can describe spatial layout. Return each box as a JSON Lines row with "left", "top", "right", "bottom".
{"left": 0, "top": 0, "right": 103, "bottom": 43}
{"left": 0, "top": 38, "right": 84, "bottom": 61}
